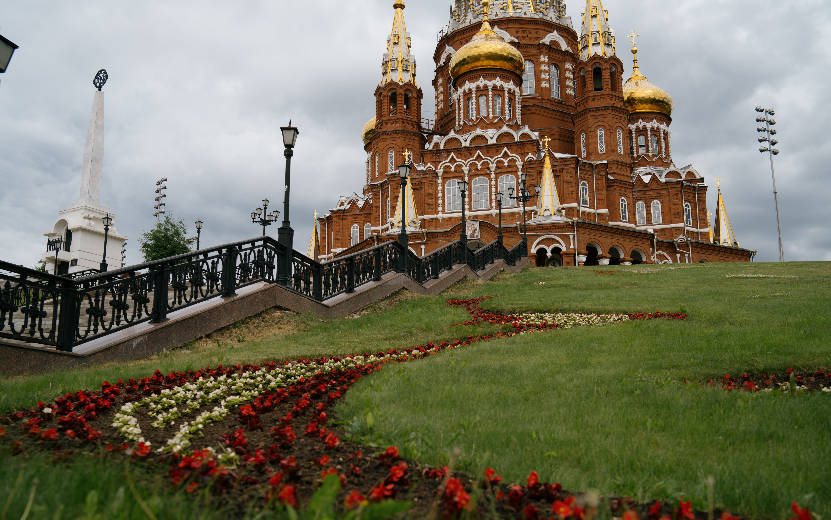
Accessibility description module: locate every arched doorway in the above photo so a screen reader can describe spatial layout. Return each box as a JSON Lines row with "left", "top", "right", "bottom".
{"left": 609, "top": 247, "right": 622, "bottom": 266}
{"left": 585, "top": 244, "right": 600, "bottom": 266}
{"left": 535, "top": 248, "right": 547, "bottom": 267}
{"left": 631, "top": 250, "right": 645, "bottom": 265}
{"left": 547, "top": 247, "right": 563, "bottom": 267}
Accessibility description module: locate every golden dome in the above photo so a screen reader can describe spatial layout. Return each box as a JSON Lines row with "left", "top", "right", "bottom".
{"left": 623, "top": 45, "right": 673, "bottom": 118}
{"left": 361, "top": 117, "right": 377, "bottom": 145}
{"left": 449, "top": 1, "right": 524, "bottom": 80}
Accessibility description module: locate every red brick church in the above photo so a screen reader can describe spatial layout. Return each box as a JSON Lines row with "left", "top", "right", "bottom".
{"left": 313, "top": 0, "right": 753, "bottom": 266}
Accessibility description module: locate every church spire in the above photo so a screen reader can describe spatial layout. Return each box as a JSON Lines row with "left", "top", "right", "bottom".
{"left": 79, "top": 69, "right": 108, "bottom": 207}
{"left": 381, "top": 0, "right": 417, "bottom": 85}
{"left": 580, "top": 0, "right": 616, "bottom": 59}
{"left": 393, "top": 151, "right": 420, "bottom": 230}
{"left": 308, "top": 211, "right": 320, "bottom": 260}
{"left": 533, "top": 137, "right": 565, "bottom": 221}
{"left": 714, "top": 178, "right": 739, "bottom": 247}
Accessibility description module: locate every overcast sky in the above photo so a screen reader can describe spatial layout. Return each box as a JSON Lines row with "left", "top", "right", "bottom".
{"left": 0, "top": 0, "right": 828, "bottom": 266}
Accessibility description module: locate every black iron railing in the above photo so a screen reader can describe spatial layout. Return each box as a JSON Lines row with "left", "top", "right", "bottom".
{"left": 0, "top": 235, "right": 527, "bottom": 353}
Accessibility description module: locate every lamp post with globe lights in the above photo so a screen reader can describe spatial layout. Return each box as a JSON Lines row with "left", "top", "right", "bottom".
{"left": 508, "top": 172, "right": 538, "bottom": 251}
{"left": 495, "top": 191, "right": 504, "bottom": 258}
{"left": 756, "top": 107, "right": 784, "bottom": 262}
{"left": 251, "top": 199, "right": 278, "bottom": 237}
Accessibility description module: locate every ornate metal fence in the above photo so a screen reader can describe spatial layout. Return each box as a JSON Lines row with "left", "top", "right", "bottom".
{"left": 0, "top": 235, "right": 527, "bottom": 353}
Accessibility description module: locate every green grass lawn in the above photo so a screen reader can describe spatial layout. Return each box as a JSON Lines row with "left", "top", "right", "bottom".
{"left": 1, "top": 261, "right": 829, "bottom": 519}
{"left": 338, "top": 262, "right": 831, "bottom": 520}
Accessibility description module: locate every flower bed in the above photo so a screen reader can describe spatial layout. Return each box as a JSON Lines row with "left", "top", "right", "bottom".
{"left": 9, "top": 297, "right": 815, "bottom": 519}
{"left": 702, "top": 369, "right": 831, "bottom": 394}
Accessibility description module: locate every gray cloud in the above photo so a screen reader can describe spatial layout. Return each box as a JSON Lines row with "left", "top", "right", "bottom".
{"left": 0, "top": 0, "right": 827, "bottom": 266}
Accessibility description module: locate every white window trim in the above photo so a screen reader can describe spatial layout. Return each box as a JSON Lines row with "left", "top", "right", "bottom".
{"left": 471, "top": 177, "right": 490, "bottom": 210}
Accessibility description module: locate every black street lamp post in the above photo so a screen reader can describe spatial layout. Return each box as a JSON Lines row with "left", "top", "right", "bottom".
{"left": 495, "top": 191, "right": 504, "bottom": 259}
{"left": 251, "top": 199, "right": 278, "bottom": 237}
{"left": 0, "top": 34, "right": 19, "bottom": 75}
{"left": 278, "top": 121, "right": 299, "bottom": 287}
{"left": 397, "top": 162, "right": 411, "bottom": 273}
{"left": 195, "top": 219, "right": 203, "bottom": 250}
{"left": 100, "top": 214, "right": 112, "bottom": 273}
{"left": 508, "top": 172, "right": 538, "bottom": 251}
{"left": 47, "top": 238, "right": 63, "bottom": 276}
{"left": 459, "top": 180, "right": 469, "bottom": 264}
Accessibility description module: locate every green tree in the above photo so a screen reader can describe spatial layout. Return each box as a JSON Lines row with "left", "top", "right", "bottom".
{"left": 33, "top": 260, "right": 47, "bottom": 272}
{"left": 138, "top": 214, "right": 196, "bottom": 262}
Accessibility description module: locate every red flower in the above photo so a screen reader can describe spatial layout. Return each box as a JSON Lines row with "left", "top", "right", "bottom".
{"left": 425, "top": 466, "right": 447, "bottom": 479}
{"left": 791, "top": 503, "right": 812, "bottom": 520}
{"left": 134, "top": 442, "right": 151, "bottom": 458}
{"left": 349, "top": 464, "right": 362, "bottom": 477}
{"left": 40, "top": 428, "right": 59, "bottom": 442}
{"left": 649, "top": 502, "right": 663, "bottom": 518}
{"left": 344, "top": 490, "right": 367, "bottom": 509}
{"left": 276, "top": 485, "right": 298, "bottom": 507}
{"left": 677, "top": 498, "right": 694, "bottom": 520}
{"left": 623, "top": 511, "right": 640, "bottom": 520}
{"left": 507, "top": 485, "right": 525, "bottom": 511}
{"left": 553, "top": 496, "right": 577, "bottom": 519}
{"left": 525, "top": 505, "right": 540, "bottom": 520}
{"left": 527, "top": 470, "right": 539, "bottom": 488}
{"left": 185, "top": 482, "right": 198, "bottom": 493}
{"left": 368, "top": 483, "right": 395, "bottom": 501}
{"left": 483, "top": 467, "right": 502, "bottom": 485}
{"left": 268, "top": 472, "right": 284, "bottom": 487}
{"left": 0, "top": 427, "right": 5, "bottom": 436}
{"left": 324, "top": 432, "right": 340, "bottom": 449}
{"left": 313, "top": 455, "right": 330, "bottom": 468}
{"left": 721, "top": 513, "right": 741, "bottom": 520}
{"left": 443, "top": 478, "right": 471, "bottom": 514}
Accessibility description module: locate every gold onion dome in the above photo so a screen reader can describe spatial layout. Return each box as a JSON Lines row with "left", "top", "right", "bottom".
{"left": 449, "top": 0, "right": 524, "bottom": 80}
{"left": 362, "top": 117, "right": 377, "bottom": 145}
{"left": 623, "top": 43, "right": 673, "bottom": 118}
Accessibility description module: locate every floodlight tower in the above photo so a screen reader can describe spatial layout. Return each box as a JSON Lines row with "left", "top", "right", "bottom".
{"left": 755, "top": 107, "right": 784, "bottom": 262}
{"left": 154, "top": 178, "right": 168, "bottom": 223}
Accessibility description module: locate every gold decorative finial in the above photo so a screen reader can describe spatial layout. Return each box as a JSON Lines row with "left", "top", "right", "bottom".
{"left": 628, "top": 31, "right": 641, "bottom": 76}
{"left": 393, "top": 0, "right": 405, "bottom": 9}
{"left": 541, "top": 136, "right": 552, "bottom": 153}
{"left": 313, "top": 210, "right": 319, "bottom": 220}
{"left": 482, "top": 0, "right": 490, "bottom": 23}
{"left": 715, "top": 177, "right": 722, "bottom": 190}
{"left": 402, "top": 149, "right": 412, "bottom": 163}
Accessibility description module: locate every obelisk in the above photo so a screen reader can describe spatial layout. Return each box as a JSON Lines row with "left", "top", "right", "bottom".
{"left": 79, "top": 69, "right": 107, "bottom": 206}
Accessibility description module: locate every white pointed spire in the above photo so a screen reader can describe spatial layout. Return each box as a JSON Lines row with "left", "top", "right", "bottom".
{"left": 529, "top": 138, "right": 568, "bottom": 225}
{"left": 79, "top": 89, "right": 105, "bottom": 206}
{"left": 393, "top": 179, "right": 420, "bottom": 230}
{"left": 580, "top": 0, "right": 616, "bottom": 59}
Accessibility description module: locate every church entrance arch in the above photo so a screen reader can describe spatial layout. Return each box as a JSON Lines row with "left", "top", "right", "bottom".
{"left": 609, "top": 246, "right": 623, "bottom": 265}
{"left": 547, "top": 247, "right": 563, "bottom": 267}
{"left": 585, "top": 242, "right": 601, "bottom": 266}
{"left": 535, "top": 248, "right": 547, "bottom": 267}
{"left": 631, "top": 249, "right": 645, "bottom": 265}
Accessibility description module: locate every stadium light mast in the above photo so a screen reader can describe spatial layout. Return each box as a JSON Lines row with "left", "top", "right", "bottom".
{"left": 756, "top": 107, "right": 784, "bottom": 262}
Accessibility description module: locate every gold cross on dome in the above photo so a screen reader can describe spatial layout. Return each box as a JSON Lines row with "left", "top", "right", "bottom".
{"left": 313, "top": 211, "right": 319, "bottom": 220}
{"left": 540, "top": 136, "right": 552, "bottom": 150}
{"left": 627, "top": 31, "right": 639, "bottom": 47}
{"left": 714, "top": 177, "right": 722, "bottom": 189}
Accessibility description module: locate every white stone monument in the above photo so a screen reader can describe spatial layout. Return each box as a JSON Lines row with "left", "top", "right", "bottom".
{"left": 43, "top": 70, "right": 127, "bottom": 275}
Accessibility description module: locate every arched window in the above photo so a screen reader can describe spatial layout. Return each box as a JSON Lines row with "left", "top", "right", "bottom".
{"left": 609, "top": 64, "right": 617, "bottom": 91}
{"left": 466, "top": 97, "right": 475, "bottom": 120}
{"left": 551, "top": 65, "right": 560, "bottom": 99}
{"left": 620, "top": 198, "right": 629, "bottom": 222}
{"left": 580, "top": 181, "right": 590, "bottom": 207}
{"left": 448, "top": 84, "right": 454, "bottom": 107}
{"left": 684, "top": 203, "right": 693, "bottom": 227}
{"left": 494, "top": 94, "right": 503, "bottom": 117}
{"left": 580, "top": 133, "right": 586, "bottom": 158}
{"left": 478, "top": 95, "right": 488, "bottom": 118}
{"left": 652, "top": 134, "right": 660, "bottom": 156}
{"left": 651, "top": 200, "right": 662, "bottom": 224}
{"left": 597, "top": 127, "right": 606, "bottom": 154}
{"left": 638, "top": 135, "right": 646, "bottom": 155}
{"left": 472, "top": 177, "right": 489, "bottom": 210}
{"left": 593, "top": 66, "right": 603, "bottom": 91}
{"left": 523, "top": 60, "right": 536, "bottom": 95}
{"left": 617, "top": 129, "right": 624, "bottom": 155}
{"left": 350, "top": 224, "right": 359, "bottom": 246}
{"left": 364, "top": 223, "right": 372, "bottom": 240}
{"left": 498, "top": 174, "right": 517, "bottom": 207}
{"left": 388, "top": 150, "right": 395, "bottom": 173}
{"left": 445, "top": 180, "right": 462, "bottom": 212}
{"left": 389, "top": 91, "right": 397, "bottom": 115}
{"left": 636, "top": 201, "right": 647, "bottom": 225}
{"left": 404, "top": 91, "right": 411, "bottom": 113}
{"left": 506, "top": 97, "right": 513, "bottom": 119}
